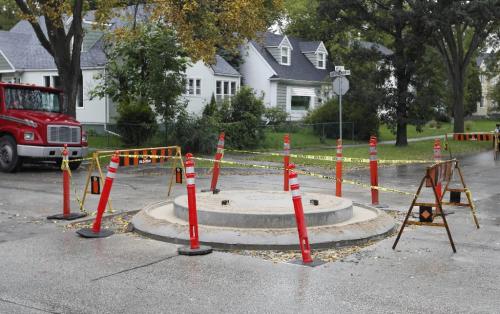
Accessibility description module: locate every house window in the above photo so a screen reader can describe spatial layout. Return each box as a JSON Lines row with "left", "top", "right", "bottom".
{"left": 281, "top": 46, "right": 290, "bottom": 65}
{"left": 216, "top": 80, "right": 238, "bottom": 100}
{"left": 291, "top": 96, "right": 311, "bottom": 111}
{"left": 216, "top": 81, "right": 222, "bottom": 95}
{"left": 44, "top": 76, "right": 51, "bottom": 87}
{"left": 230, "top": 82, "right": 236, "bottom": 95}
{"left": 186, "top": 78, "right": 201, "bottom": 95}
{"left": 195, "top": 79, "right": 201, "bottom": 95}
{"left": 317, "top": 53, "right": 326, "bottom": 69}
{"left": 52, "top": 76, "right": 61, "bottom": 89}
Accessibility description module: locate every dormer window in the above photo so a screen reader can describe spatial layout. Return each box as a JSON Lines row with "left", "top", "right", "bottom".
{"left": 317, "top": 52, "right": 326, "bottom": 69}
{"left": 281, "top": 46, "right": 290, "bottom": 65}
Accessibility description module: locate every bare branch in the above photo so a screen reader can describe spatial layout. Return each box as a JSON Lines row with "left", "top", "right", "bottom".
{"left": 14, "top": 0, "right": 53, "bottom": 56}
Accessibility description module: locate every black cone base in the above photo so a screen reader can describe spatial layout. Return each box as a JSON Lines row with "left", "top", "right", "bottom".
{"left": 178, "top": 245, "right": 213, "bottom": 256}
{"left": 47, "top": 212, "right": 87, "bottom": 220}
{"left": 76, "top": 227, "right": 114, "bottom": 238}
{"left": 289, "top": 259, "right": 325, "bottom": 267}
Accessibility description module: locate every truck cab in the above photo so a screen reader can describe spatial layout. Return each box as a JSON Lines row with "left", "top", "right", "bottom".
{"left": 0, "top": 82, "right": 88, "bottom": 172}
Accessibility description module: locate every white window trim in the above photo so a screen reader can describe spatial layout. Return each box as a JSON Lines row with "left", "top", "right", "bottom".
{"left": 216, "top": 79, "right": 239, "bottom": 99}
{"left": 186, "top": 78, "right": 202, "bottom": 96}
{"left": 317, "top": 52, "right": 326, "bottom": 69}
{"left": 281, "top": 46, "right": 291, "bottom": 65}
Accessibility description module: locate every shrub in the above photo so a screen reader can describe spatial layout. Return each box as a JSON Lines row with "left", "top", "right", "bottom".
{"left": 116, "top": 101, "right": 158, "bottom": 146}
{"left": 428, "top": 120, "right": 437, "bottom": 129}
{"left": 176, "top": 87, "right": 266, "bottom": 151}
{"left": 172, "top": 108, "right": 220, "bottom": 154}
{"left": 264, "top": 107, "right": 289, "bottom": 125}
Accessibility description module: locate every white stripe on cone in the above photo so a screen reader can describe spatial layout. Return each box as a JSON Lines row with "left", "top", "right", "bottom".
{"left": 107, "top": 171, "right": 116, "bottom": 179}
{"left": 187, "top": 177, "right": 195, "bottom": 185}
{"left": 291, "top": 189, "right": 300, "bottom": 197}
{"left": 186, "top": 167, "right": 194, "bottom": 174}
{"left": 109, "top": 161, "right": 119, "bottom": 169}
{"left": 289, "top": 178, "right": 299, "bottom": 186}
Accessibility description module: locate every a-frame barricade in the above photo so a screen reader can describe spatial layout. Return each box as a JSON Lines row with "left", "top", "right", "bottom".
{"left": 392, "top": 159, "right": 479, "bottom": 253}
{"left": 440, "top": 160, "right": 480, "bottom": 229}
{"left": 80, "top": 146, "right": 184, "bottom": 213}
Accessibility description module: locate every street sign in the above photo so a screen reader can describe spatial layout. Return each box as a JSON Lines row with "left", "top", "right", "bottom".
{"left": 332, "top": 77, "right": 349, "bottom": 96}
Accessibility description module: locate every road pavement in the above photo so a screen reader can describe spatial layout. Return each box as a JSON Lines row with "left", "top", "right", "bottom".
{"left": 0, "top": 151, "right": 499, "bottom": 313}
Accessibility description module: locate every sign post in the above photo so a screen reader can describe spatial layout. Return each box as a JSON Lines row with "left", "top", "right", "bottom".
{"left": 330, "top": 66, "right": 350, "bottom": 141}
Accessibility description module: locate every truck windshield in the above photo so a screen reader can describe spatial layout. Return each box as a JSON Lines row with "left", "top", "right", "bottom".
{"left": 4, "top": 87, "right": 61, "bottom": 113}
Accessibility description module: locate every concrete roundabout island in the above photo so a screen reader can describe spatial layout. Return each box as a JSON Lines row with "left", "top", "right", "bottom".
{"left": 132, "top": 189, "right": 396, "bottom": 250}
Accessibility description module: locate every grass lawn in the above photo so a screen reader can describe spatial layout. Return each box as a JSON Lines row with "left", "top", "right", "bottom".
{"left": 378, "top": 120, "right": 498, "bottom": 141}
{"left": 262, "top": 130, "right": 354, "bottom": 150}
{"left": 235, "top": 139, "right": 494, "bottom": 170}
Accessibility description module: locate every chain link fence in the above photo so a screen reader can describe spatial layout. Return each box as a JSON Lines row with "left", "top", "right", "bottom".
{"left": 85, "top": 121, "right": 357, "bottom": 151}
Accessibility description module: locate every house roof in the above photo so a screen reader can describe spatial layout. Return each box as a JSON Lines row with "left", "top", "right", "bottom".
{"left": 2, "top": 19, "right": 107, "bottom": 70}
{"left": 250, "top": 33, "right": 330, "bottom": 83}
{"left": 1, "top": 8, "right": 239, "bottom": 77}
{"left": 211, "top": 55, "right": 240, "bottom": 77}
{"left": 299, "top": 41, "right": 322, "bottom": 53}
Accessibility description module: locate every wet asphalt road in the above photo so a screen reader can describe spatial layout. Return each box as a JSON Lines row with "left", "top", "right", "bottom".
{"left": 0, "top": 150, "right": 499, "bottom": 313}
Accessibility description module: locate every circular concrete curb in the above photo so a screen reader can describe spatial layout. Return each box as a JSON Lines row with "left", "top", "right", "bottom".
{"left": 173, "top": 190, "right": 353, "bottom": 228}
{"left": 132, "top": 200, "right": 396, "bottom": 250}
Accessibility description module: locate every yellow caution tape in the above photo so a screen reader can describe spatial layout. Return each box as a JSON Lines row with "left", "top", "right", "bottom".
{"left": 224, "top": 148, "right": 434, "bottom": 164}
{"left": 192, "top": 156, "right": 416, "bottom": 197}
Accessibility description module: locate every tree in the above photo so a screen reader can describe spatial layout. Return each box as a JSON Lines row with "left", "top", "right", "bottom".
{"left": 0, "top": 0, "right": 19, "bottom": 30}
{"left": 306, "top": 44, "right": 389, "bottom": 140}
{"left": 417, "top": 1, "right": 500, "bottom": 132}
{"left": 92, "top": 22, "right": 187, "bottom": 139}
{"left": 12, "top": 0, "right": 283, "bottom": 117}
{"left": 318, "top": 1, "right": 431, "bottom": 146}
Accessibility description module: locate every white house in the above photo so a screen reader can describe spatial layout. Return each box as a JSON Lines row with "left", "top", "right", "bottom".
{"left": 0, "top": 12, "right": 241, "bottom": 130}
{"left": 182, "top": 55, "right": 240, "bottom": 115}
{"left": 240, "top": 32, "right": 332, "bottom": 120}
{"left": 475, "top": 54, "right": 499, "bottom": 117}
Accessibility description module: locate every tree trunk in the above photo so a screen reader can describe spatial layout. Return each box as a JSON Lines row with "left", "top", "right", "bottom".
{"left": 396, "top": 117, "right": 407, "bottom": 146}
{"left": 58, "top": 66, "right": 79, "bottom": 118}
{"left": 451, "top": 71, "right": 465, "bottom": 133}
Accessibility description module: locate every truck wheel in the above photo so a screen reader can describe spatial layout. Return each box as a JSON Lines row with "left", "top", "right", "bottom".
{"left": 69, "top": 160, "right": 82, "bottom": 171}
{"left": 0, "top": 135, "right": 22, "bottom": 173}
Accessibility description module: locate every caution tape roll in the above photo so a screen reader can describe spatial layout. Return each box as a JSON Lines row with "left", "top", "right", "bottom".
{"left": 224, "top": 148, "right": 434, "bottom": 165}
{"left": 192, "top": 156, "right": 416, "bottom": 197}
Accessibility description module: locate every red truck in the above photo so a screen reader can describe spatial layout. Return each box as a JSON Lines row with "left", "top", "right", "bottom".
{"left": 0, "top": 82, "right": 88, "bottom": 172}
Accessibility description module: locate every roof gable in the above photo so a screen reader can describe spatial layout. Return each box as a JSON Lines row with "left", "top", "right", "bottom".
{"left": 250, "top": 33, "right": 331, "bottom": 83}
{"left": 278, "top": 36, "right": 292, "bottom": 50}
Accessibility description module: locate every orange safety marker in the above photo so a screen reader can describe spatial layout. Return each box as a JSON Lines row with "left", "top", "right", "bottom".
{"left": 160, "top": 149, "right": 166, "bottom": 164}
{"left": 210, "top": 132, "right": 225, "bottom": 191}
{"left": 288, "top": 164, "right": 317, "bottom": 265}
{"left": 335, "top": 139, "right": 342, "bottom": 197}
{"left": 369, "top": 136, "right": 379, "bottom": 205}
{"left": 283, "top": 134, "right": 290, "bottom": 191}
{"left": 133, "top": 150, "right": 139, "bottom": 166}
{"left": 77, "top": 152, "right": 120, "bottom": 238}
{"left": 178, "top": 153, "right": 213, "bottom": 256}
{"left": 47, "top": 145, "right": 87, "bottom": 220}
